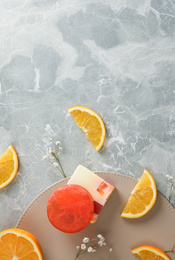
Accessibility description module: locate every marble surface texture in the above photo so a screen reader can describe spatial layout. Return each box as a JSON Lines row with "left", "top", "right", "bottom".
{"left": 0, "top": 0, "right": 175, "bottom": 238}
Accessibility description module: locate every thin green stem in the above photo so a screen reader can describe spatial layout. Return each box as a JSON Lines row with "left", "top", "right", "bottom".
{"left": 54, "top": 152, "right": 67, "bottom": 178}
{"left": 74, "top": 249, "right": 81, "bottom": 260}
{"left": 168, "top": 182, "right": 175, "bottom": 203}
{"left": 48, "top": 139, "right": 66, "bottom": 178}
{"left": 74, "top": 249, "right": 87, "bottom": 260}
{"left": 47, "top": 156, "right": 67, "bottom": 178}
{"left": 165, "top": 243, "right": 175, "bottom": 253}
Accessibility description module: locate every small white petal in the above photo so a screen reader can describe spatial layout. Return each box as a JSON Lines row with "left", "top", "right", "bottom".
{"left": 166, "top": 175, "right": 173, "bottom": 181}
{"left": 109, "top": 248, "right": 112, "bottom": 253}
{"left": 53, "top": 162, "right": 59, "bottom": 167}
{"left": 43, "top": 155, "right": 48, "bottom": 160}
{"left": 98, "top": 241, "right": 103, "bottom": 247}
{"left": 49, "top": 148, "right": 55, "bottom": 155}
{"left": 76, "top": 246, "right": 80, "bottom": 250}
{"left": 59, "top": 147, "right": 63, "bottom": 151}
{"left": 83, "top": 237, "right": 89, "bottom": 243}
{"left": 81, "top": 244, "right": 86, "bottom": 250}
{"left": 55, "top": 141, "right": 60, "bottom": 146}
{"left": 87, "top": 247, "right": 93, "bottom": 252}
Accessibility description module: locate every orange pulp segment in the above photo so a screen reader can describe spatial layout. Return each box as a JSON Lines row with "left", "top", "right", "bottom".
{"left": 0, "top": 228, "right": 44, "bottom": 260}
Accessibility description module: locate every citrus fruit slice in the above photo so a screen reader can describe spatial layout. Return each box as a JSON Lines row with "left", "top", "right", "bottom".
{"left": 131, "top": 245, "right": 171, "bottom": 260}
{"left": 0, "top": 228, "right": 44, "bottom": 260}
{"left": 121, "top": 169, "right": 157, "bottom": 218}
{"left": 47, "top": 184, "right": 94, "bottom": 233}
{"left": 0, "top": 145, "right": 19, "bottom": 189}
{"left": 68, "top": 106, "right": 106, "bottom": 151}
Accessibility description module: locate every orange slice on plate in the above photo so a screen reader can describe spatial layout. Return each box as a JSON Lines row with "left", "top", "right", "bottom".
{"left": 0, "top": 145, "right": 19, "bottom": 189}
{"left": 121, "top": 169, "right": 157, "bottom": 218}
{"left": 68, "top": 106, "right": 106, "bottom": 151}
{"left": 131, "top": 245, "right": 171, "bottom": 260}
{"left": 0, "top": 228, "right": 44, "bottom": 260}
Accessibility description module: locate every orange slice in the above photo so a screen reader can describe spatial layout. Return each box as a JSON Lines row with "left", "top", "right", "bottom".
{"left": 68, "top": 106, "right": 106, "bottom": 151}
{"left": 131, "top": 245, "right": 171, "bottom": 260}
{"left": 0, "top": 228, "right": 43, "bottom": 260}
{"left": 121, "top": 169, "right": 157, "bottom": 218}
{"left": 0, "top": 145, "right": 19, "bottom": 189}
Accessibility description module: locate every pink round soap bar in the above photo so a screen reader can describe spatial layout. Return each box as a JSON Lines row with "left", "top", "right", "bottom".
{"left": 47, "top": 184, "right": 94, "bottom": 233}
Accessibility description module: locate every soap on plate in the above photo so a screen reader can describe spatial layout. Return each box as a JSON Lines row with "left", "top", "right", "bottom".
{"left": 68, "top": 165, "right": 115, "bottom": 223}
{"left": 47, "top": 184, "right": 94, "bottom": 233}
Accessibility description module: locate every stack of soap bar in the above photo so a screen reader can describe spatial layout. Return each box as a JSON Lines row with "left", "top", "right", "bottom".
{"left": 68, "top": 165, "right": 115, "bottom": 223}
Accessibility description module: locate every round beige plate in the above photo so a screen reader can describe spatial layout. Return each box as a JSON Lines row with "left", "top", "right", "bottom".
{"left": 16, "top": 172, "right": 175, "bottom": 260}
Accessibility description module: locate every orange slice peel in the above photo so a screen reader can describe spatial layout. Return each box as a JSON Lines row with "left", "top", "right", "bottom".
{"left": 131, "top": 245, "right": 171, "bottom": 260}
{"left": 68, "top": 106, "right": 106, "bottom": 151}
{"left": 0, "top": 145, "right": 19, "bottom": 189}
{"left": 121, "top": 169, "right": 157, "bottom": 218}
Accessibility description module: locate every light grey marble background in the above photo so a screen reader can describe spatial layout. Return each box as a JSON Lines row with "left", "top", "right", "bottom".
{"left": 0, "top": 0, "right": 175, "bottom": 234}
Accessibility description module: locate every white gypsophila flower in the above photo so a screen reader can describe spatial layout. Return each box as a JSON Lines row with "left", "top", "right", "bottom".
{"left": 99, "top": 236, "right": 105, "bottom": 242}
{"left": 97, "top": 234, "right": 103, "bottom": 239}
{"left": 59, "top": 147, "right": 63, "bottom": 151}
{"left": 81, "top": 244, "right": 86, "bottom": 250}
{"left": 98, "top": 240, "right": 103, "bottom": 247}
{"left": 55, "top": 141, "right": 60, "bottom": 146}
{"left": 43, "top": 155, "right": 48, "bottom": 160}
{"left": 87, "top": 247, "right": 93, "bottom": 252}
{"left": 83, "top": 237, "right": 89, "bottom": 243}
{"left": 49, "top": 148, "right": 55, "bottom": 155}
{"left": 98, "top": 240, "right": 106, "bottom": 247}
{"left": 53, "top": 162, "right": 59, "bottom": 168}
{"left": 76, "top": 246, "right": 80, "bottom": 250}
{"left": 74, "top": 234, "right": 112, "bottom": 259}
{"left": 166, "top": 175, "right": 173, "bottom": 181}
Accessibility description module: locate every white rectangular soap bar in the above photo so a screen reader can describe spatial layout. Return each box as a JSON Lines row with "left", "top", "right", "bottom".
{"left": 68, "top": 165, "right": 115, "bottom": 223}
